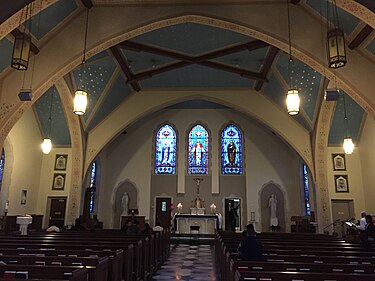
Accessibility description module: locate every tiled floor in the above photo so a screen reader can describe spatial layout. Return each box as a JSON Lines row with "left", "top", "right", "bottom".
{"left": 151, "top": 244, "right": 217, "bottom": 280}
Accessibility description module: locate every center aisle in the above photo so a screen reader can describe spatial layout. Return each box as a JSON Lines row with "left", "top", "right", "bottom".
{"left": 152, "top": 244, "right": 218, "bottom": 281}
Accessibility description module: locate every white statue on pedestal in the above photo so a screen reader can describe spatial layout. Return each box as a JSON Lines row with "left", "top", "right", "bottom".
{"left": 268, "top": 194, "right": 278, "bottom": 226}
{"left": 121, "top": 192, "right": 129, "bottom": 216}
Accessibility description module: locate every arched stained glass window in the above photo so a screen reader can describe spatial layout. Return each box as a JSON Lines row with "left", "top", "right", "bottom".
{"left": 155, "top": 124, "right": 177, "bottom": 174}
{"left": 0, "top": 149, "right": 4, "bottom": 191}
{"left": 188, "top": 125, "right": 209, "bottom": 174}
{"left": 221, "top": 125, "right": 243, "bottom": 174}
{"left": 89, "top": 161, "right": 97, "bottom": 214}
{"left": 302, "top": 164, "right": 311, "bottom": 216}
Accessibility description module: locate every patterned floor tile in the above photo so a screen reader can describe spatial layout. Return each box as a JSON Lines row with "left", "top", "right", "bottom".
{"left": 151, "top": 244, "right": 217, "bottom": 281}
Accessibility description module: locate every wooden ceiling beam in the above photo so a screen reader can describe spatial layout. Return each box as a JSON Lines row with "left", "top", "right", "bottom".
{"left": 118, "top": 40, "right": 193, "bottom": 62}
{"left": 255, "top": 47, "right": 279, "bottom": 91}
{"left": 348, "top": 24, "right": 373, "bottom": 50}
{"left": 127, "top": 61, "right": 191, "bottom": 83}
{"left": 109, "top": 46, "right": 141, "bottom": 92}
{"left": 198, "top": 61, "right": 268, "bottom": 82}
{"left": 81, "top": 0, "right": 93, "bottom": 9}
{"left": 11, "top": 28, "right": 39, "bottom": 54}
{"left": 195, "top": 40, "right": 269, "bottom": 62}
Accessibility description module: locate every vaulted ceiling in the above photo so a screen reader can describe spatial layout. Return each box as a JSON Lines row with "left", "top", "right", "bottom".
{"left": 0, "top": 0, "right": 373, "bottom": 147}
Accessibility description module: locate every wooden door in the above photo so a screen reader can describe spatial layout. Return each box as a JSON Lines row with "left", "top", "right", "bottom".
{"left": 331, "top": 199, "right": 354, "bottom": 237}
{"left": 155, "top": 197, "right": 171, "bottom": 229}
{"left": 48, "top": 197, "right": 67, "bottom": 228}
{"left": 224, "top": 198, "right": 241, "bottom": 231}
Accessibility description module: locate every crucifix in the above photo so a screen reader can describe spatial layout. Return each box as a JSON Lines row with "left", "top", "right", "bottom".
{"left": 193, "top": 178, "right": 204, "bottom": 209}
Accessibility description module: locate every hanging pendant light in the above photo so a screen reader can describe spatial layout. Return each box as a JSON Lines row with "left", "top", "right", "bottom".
{"left": 286, "top": 88, "right": 300, "bottom": 115}
{"left": 342, "top": 93, "right": 354, "bottom": 154}
{"left": 41, "top": 138, "right": 52, "bottom": 154}
{"left": 285, "top": 0, "right": 299, "bottom": 115}
{"left": 11, "top": 3, "right": 32, "bottom": 70}
{"left": 74, "top": 8, "right": 90, "bottom": 115}
{"left": 41, "top": 88, "right": 55, "bottom": 154}
{"left": 327, "top": 0, "right": 346, "bottom": 68}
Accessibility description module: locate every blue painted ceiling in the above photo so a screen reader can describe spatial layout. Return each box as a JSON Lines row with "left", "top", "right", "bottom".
{"left": 33, "top": 86, "right": 71, "bottom": 146}
{"left": 0, "top": 3, "right": 368, "bottom": 148}
{"left": 328, "top": 92, "right": 365, "bottom": 145}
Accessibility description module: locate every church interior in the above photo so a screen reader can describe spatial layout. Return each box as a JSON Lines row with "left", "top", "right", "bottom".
{"left": 0, "top": 0, "right": 374, "bottom": 280}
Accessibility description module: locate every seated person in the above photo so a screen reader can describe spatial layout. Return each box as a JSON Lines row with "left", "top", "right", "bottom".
{"left": 142, "top": 223, "right": 154, "bottom": 234}
{"left": 122, "top": 220, "right": 141, "bottom": 235}
{"left": 238, "top": 224, "right": 263, "bottom": 261}
{"left": 71, "top": 218, "right": 86, "bottom": 231}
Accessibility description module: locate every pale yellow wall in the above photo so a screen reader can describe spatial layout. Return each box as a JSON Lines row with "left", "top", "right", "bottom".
{"left": 326, "top": 146, "right": 365, "bottom": 220}
{"left": 37, "top": 147, "right": 72, "bottom": 228}
{"left": 97, "top": 108, "right": 303, "bottom": 230}
{"left": 6, "top": 110, "right": 43, "bottom": 215}
{"left": 359, "top": 115, "right": 375, "bottom": 215}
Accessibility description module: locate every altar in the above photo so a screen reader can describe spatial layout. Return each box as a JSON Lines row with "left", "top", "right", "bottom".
{"left": 174, "top": 214, "right": 219, "bottom": 234}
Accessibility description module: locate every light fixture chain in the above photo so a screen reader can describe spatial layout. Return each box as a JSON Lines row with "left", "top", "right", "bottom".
{"left": 29, "top": 0, "right": 43, "bottom": 90}
{"left": 342, "top": 93, "right": 350, "bottom": 138}
{"left": 48, "top": 87, "right": 54, "bottom": 139}
{"left": 286, "top": 0, "right": 293, "bottom": 88}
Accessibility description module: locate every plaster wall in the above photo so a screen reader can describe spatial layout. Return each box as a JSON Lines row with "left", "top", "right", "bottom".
{"left": 97, "top": 108, "right": 303, "bottom": 231}
{"left": 6, "top": 110, "right": 43, "bottom": 215}
{"left": 37, "top": 147, "right": 72, "bottom": 228}
{"left": 326, "top": 146, "right": 365, "bottom": 220}
{"left": 359, "top": 115, "right": 375, "bottom": 215}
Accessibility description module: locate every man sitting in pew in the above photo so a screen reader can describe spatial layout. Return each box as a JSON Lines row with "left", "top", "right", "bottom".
{"left": 360, "top": 214, "right": 375, "bottom": 248}
{"left": 238, "top": 224, "right": 263, "bottom": 261}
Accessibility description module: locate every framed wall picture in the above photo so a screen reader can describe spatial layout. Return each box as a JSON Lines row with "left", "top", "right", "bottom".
{"left": 335, "top": 175, "right": 349, "bottom": 193}
{"left": 332, "top": 154, "right": 346, "bottom": 171}
{"left": 55, "top": 154, "right": 68, "bottom": 171}
{"left": 52, "top": 173, "right": 66, "bottom": 190}
{"left": 20, "top": 190, "right": 27, "bottom": 205}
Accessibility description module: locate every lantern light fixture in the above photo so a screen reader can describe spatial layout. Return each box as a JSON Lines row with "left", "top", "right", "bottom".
{"left": 73, "top": 8, "right": 90, "bottom": 115}
{"left": 41, "top": 87, "right": 55, "bottom": 155}
{"left": 342, "top": 93, "right": 354, "bottom": 154}
{"left": 327, "top": 0, "right": 347, "bottom": 68}
{"left": 11, "top": 3, "right": 33, "bottom": 70}
{"left": 285, "top": 0, "right": 300, "bottom": 115}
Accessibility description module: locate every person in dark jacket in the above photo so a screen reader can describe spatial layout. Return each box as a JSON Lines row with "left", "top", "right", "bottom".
{"left": 238, "top": 224, "right": 263, "bottom": 261}
{"left": 360, "top": 215, "right": 375, "bottom": 248}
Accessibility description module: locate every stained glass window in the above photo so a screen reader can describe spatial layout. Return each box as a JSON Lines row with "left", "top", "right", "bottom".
{"left": 89, "top": 161, "right": 97, "bottom": 214}
{"left": 188, "top": 125, "right": 209, "bottom": 174}
{"left": 303, "top": 164, "right": 311, "bottom": 216}
{"left": 221, "top": 125, "right": 243, "bottom": 174}
{"left": 0, "top": 149, "right": 4, "bottom": 191}
{"left": 155, "top": 125, "right": 177, "bottom": 174}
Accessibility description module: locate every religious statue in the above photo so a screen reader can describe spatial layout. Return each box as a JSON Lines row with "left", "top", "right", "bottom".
{"left": 161, "top": 141, "right": 170, "bottom": 165}
{"left": 191, "top": 139, "right": 205, "bottom": 166}
{"left": 121, "top": 192, "right": 129, "bottom": 216}
{"left": 268, "top": 194, "right": 278, "bottom": 227}
{"left": 227, "top": 140, "right": 237, "bottom": 166}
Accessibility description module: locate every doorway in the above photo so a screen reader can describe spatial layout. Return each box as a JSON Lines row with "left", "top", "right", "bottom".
{"left": 224, "top": 198, "right": 241, "bottom": 231}
{"left": 331, "top": 199, "right": 355, "bottom": 237}
{"left": 155, "top": 197, "right": 171, "bottom": 229}
{"left": 47, "top": 197, "right": 67, "bottom": 229}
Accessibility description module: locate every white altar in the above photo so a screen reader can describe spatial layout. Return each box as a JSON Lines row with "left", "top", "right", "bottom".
{"left": 174, "top": 214, "right": 219, "bottom": 234}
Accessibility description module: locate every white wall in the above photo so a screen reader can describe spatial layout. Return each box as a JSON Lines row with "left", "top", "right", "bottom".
{"left": 37, "top": 147, "right": 72, "bottom": 228}
{"left": 359, "top": 115, "right": 375, "bottom": 214}
{"left": 97, "top": 108, "right": 303, "bottom": 230}
{"left": 5, "top": 110, "right": 43, "bottom": 215}
{"left": 326, "top": 146, "right": 365, "bottom": 220}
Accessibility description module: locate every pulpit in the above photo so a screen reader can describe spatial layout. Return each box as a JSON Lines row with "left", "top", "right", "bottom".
{"left": 16, "top": 216, "right": 32, "bottom": 235}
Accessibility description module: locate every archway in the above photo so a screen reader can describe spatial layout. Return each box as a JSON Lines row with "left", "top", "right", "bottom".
{"left": 112, "top": 181, "right": 138, "bottom": 229}
{"left": 260, "top": 182, "right": 285, "bottom": 232}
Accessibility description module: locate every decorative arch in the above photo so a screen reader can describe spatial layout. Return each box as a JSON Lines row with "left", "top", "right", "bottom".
{"left": 187, "top": 124, "right": 209, "bottom": 174}
{"left": 220, "top": 123, "right": 243, "bottom": 175}
{"left": 110, "top": 179, "right": 140, "bottom": 228}
{"left": 154, "top": 124, "right": 177, "bottom": 174}
{"left": 1, "top": 7, "right": 375, "bottom": 145}
{"left": 259, "top": 181, "right": 287, "bottom": 232}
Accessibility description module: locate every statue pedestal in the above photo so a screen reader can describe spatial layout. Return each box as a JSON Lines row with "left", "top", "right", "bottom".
{"left": 190, "top": 208, "right": 205, "bottom": 215}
